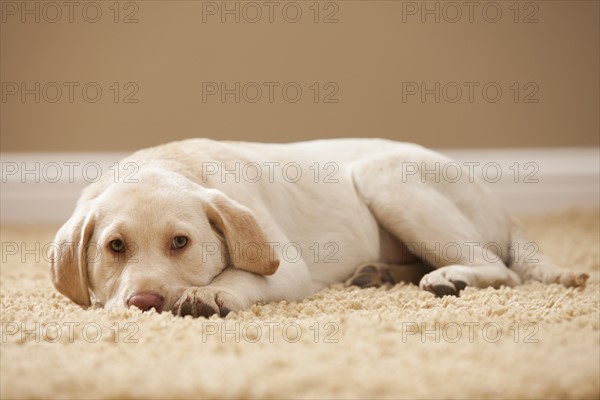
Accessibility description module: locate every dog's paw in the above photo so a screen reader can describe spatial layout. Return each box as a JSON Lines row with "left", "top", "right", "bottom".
{"left": 346, "top": 263, "right": 395, "bottom": 288}
{"left": 172, "top": 288, "right": 241, "bottom": 318}
{"left": 558, "top": 271, "right": 590, "bottom": 288}
{"left": 419, "top": 267, "right": 471, "bottom": 297}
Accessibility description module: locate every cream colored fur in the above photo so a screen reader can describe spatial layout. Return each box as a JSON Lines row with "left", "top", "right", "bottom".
{"left": 49, "top": 138, "right": 588, "bottom": 315}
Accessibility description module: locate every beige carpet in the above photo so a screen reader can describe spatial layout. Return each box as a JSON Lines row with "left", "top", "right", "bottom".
{"left": 1, "top": 210, "right": 599, "bottom": 399}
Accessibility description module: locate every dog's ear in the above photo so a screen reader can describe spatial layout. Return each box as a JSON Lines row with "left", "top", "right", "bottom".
{"left": 204, "top": 191, "right": 280, "bottom": 275}
{"left": 49, "top": 209, "right": 95, "bottom": 307}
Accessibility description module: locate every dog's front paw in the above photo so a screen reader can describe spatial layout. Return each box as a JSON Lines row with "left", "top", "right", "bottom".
{"left": 172, "top": 288, "right": 241, "bottom": 318}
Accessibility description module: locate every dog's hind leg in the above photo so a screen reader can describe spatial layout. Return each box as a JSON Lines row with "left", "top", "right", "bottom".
{"left": 351, "top": 150, "right": 523, "bottom": 296}
{"left": 508, "top": 222, "right": 588, "bottom": 287}
{"left": 346, "top": 261, "right": 432, "bottom": 288}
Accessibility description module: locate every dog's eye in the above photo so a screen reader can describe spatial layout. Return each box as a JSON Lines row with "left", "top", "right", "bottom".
{"left": 110, "top": 239, "right": 126, "bottom": 253}
{"left": 172, "top": 236, "right": 188, "bottom": 250}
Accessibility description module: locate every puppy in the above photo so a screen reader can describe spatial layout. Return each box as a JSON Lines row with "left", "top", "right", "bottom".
{"left": 49, "top": 138, "right": 589, "bottom": 317}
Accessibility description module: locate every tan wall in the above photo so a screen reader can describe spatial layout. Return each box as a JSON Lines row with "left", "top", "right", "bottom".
{"left": 1, "top": 0, "right": 598, "bottom": 152}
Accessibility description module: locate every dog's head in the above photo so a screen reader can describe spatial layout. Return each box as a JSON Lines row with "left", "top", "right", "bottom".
{"left": 49, "top": 167, "right": 279, "bottom": 313}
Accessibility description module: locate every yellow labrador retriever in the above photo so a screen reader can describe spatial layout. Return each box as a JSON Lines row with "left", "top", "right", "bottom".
{"left": 50, "top": 139, "right": 589, "bottom": 317}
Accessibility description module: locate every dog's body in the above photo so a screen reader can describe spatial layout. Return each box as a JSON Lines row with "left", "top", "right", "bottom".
{"left": 50, "top": 138, "right": 588, "bottom": 317}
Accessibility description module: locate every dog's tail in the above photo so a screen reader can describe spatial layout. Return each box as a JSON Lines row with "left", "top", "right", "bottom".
{"left": 507, "top": 219, "right": 589, "bottom": 288}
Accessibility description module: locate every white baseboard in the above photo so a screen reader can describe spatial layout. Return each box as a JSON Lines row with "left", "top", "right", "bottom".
{"left": 1, "top": 152, "right": 128, "bottom": 225}
{"left": 1, "top": 148, "right": 598, "bottom": 225}
{"left": 441, "top": 148, "right": 599, "bottom": 215}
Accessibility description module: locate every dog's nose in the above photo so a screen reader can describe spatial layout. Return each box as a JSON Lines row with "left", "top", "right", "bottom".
{"left": 127, "top": 292, "right": 164, "bottom": 312}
